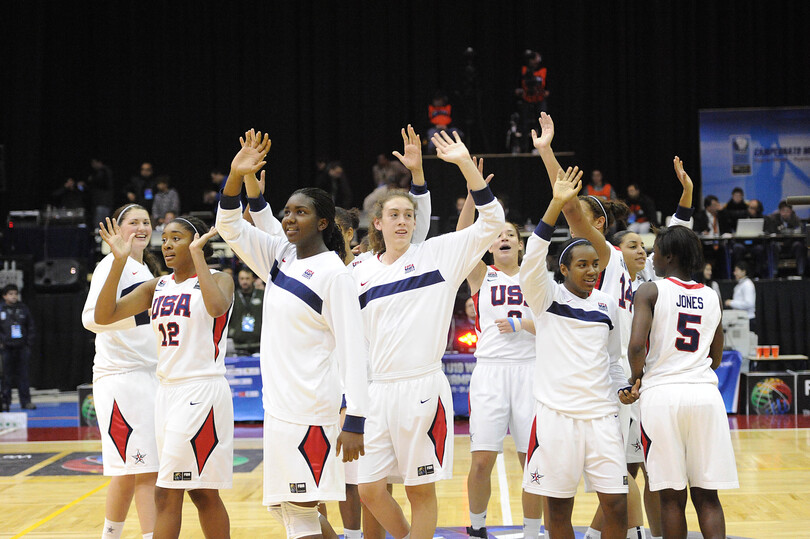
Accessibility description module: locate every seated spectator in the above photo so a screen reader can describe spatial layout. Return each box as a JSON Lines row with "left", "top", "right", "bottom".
{"left": 724, "top": 187, "right": 748, "bottom": 230}
{"left": 585, "top": 169, "right": 616, "bottom": 201}
{"left": 50, "top": 177, "right": 87, "bottom": 210}
{"left": 731, "top": 199, "right": 769, "bottom": 277}
{"left": 316, "top": 161, "right": 353, "bottom": 208}
{"left": 694, "top": 195, "right": 730, "bottom": 235}
{"left": 695, "top": 262, "right": 723, "bottom": 301}
{"left": 151, "top": 176, "right": 180, "bottom": 225}
{"left": 766, "top": 200, "right": 806, "bottom": 276}
{"left": 625, "top": 183, "right": 658, "bottom": 233}
{"left": 154, "top": 210, "right": 177, "bottom": 233}
{"left": 228, "top": 267, "right": 263, "bottom": 355}
{"left": 372, "top": 153, "right": 410, "bottom": 189}
{"left": 426, "top": 91, "right": 464, "bottom": 153}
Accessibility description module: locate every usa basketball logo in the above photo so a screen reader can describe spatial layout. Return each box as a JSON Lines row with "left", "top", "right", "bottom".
{"left": 405, "top": 264, "right": 415, "bottom": 273}
{"left": 751, "top": 377, "right": 793, "bottom": 415}
{"left": 302, "top": 269, "right": 314, "bottom": 279}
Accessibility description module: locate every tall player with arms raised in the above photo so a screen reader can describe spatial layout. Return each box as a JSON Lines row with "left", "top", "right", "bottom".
{"left": 95, "top": 215, "right": 235, "bottom": 539}
{"left": 629, "top": 226, "right": 738, "bottom": 539}
{"left": 354, "top": 131, "right": 504, "bottom": 539}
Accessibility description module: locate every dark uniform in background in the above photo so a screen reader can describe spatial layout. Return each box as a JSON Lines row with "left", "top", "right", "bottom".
{"left": 1, "top": 285, "right": 35, "bottom": 410}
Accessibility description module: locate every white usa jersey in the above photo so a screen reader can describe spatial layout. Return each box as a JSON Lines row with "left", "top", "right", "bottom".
{"left": 150, "top": 270, "right": 232, "bottom": 383}
{"left": 82, "top": 254, "right": 157, "bottom": 381}
{"left": 473, "top": 266, "right": 535, "bottom": 362}
{"left": 641, "top": 277, "right": 722, "bottom": 392}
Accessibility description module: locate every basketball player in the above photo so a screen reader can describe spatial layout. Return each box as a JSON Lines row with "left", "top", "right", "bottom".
{"left": 217, "top": 131, "right": 368, "bottom": 539}
{"left": 82, "top": 203, "right": 159, "bottom": 539}
{"left": 354, "top": 130, "right": 504, "bottom": 539}
{"left": 629, "top": 226, "right": 738, "bottom": 539}
{"left": 520, "top": 166, "right": 638, "bottom": 539}
{"left": 95, "top": 215, "right": 235, "bottom": 539}
{"left": 455, "top": 159, "right": 543, "bottom": 539}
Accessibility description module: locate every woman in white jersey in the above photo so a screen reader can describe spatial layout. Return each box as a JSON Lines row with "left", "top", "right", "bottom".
{"left": 354, "top": 131, "right": 504, "bottom": 539}
{"left": 95, "top": 215, "right": 235, "bottom": 539}
{"left": 520, "top": 166, "right": 638, "bottom": 539}
{"left": 455, "top": 160, "right": 543, "bottom": 539}
{"left": 82, "top": 203, "right": 160, "bottom": 539}
{"left": 629, "top": 225, "right": 737, "bottom": 539}
{"left": 217, "top": 131, "right": 369, "bottom": 539}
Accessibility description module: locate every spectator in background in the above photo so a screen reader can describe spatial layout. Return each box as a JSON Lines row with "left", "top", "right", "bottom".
{"left": 151, "top": 176, "right": 180, "bottom": 225}
{"left": 154, "top": 210, "right": 177, "bottom": 234}
{"left": 372, "top": 153, "right": 410, "bottom": 189}
{"left": 725, "top": 261, "right": 757, "bottom": 331}
{"left": 496, "top": 193, "right": 524, "bottom": 228}
{"left": 731, "top": 199, "right": 769, "bottom": 277}
{"left": 625, "top": 183, "right": 658, "bottom": 233}
{"left": 228, "top": 268, "right": 263, "bottom": 356}
{"left": 515, "top": 50, "right": 549, "bottom": 152}
{"left": 426, "top": 91, "right": 464, "bottom": 153}
{"left": 202, "top": 168, "right": 228, "bottom": 212}
{"left": 444, "top": 195, "right": 468, "bottom": 233}
{"left": 124, "top": 162, "right": 156, "bottom": 212}
{"left": 317, "top": 161, "right": 353, "bottom": 208}
{"left": 695, "top": 262, "right": 723, "bottom": 301}
{"left": 50, "top": 177, "right": 88, "bottom": 210}
{"left": 767, "top": 200, "right": 806, "bottom": 276}
{"left": 88, "top": 157, "right": 115, "bottom": 226}
{"left": 0, "top": 284, "right": 35, "bottom": 411}
{"left": 694, "top": 195, "right": 729, "bottom": 235}
{"left": 585, "top": 169, "right": 617, "bottom": 201}
{"left": 724, "top": 187, "right": 748, "bottom": 230}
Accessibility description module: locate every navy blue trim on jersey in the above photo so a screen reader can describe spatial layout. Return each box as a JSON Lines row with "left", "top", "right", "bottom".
{"left": 674, "top": 205, "right": 694, "bottom": 221}
{"left": 342, "top": 414, "right": 365, "bottom": 434}
{"left": 269, "top": 261, "right": 323, "bottom": 314}
{"left": 359, "top": 270, "right": 445, "bottom": 309}
{"left": 410, "top": 182, "right": 428, "bottom": 195}
{"left": 471, "top": 185, "right": 496, "bottom": 206}
{"left": 340, "top": 394, "right": 347, "bottom": 410}
{"left": 219, "top": 193, "right": 242, "bottom": 210}
{"left": 547, "top": 301, "right": 614, "bottom": 330}
{"left": 248, "top": 196, "right": 268, "bottom": 212}
{"left": 121, "top": 282, "right": 150, "bottom": 326}
{"left": 534, "top": 221, "right": 555, "bottom": 241}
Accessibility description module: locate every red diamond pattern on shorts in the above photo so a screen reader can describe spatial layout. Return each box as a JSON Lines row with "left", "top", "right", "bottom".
{"left": 108, "top": 400, "right": 133, "bottom": 463}
{"left": 190, "top": 407, "right": 219, "bottom": 474}
{"left": 428, "top": 397, "right": 447, "bottom": 466}
{"left": 298, "top": 426, "right": 331, "bottom": 487}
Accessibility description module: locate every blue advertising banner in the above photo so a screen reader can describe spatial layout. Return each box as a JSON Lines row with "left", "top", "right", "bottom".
{"left": 699, "top": 107, "right": 810, "bottom": 218}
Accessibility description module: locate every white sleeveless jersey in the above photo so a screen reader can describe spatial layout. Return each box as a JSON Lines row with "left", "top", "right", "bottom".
{"left": 641, "top": 277, "right": 722, "bottom": 392}
{"left": 472, "top": 266, "right": 535, "bottom": 362}
{"left": 82, "top": 254, "right": 157, "bottom": 381}
{"left": 150, "top": 270, "right": 232, "bottom": 384}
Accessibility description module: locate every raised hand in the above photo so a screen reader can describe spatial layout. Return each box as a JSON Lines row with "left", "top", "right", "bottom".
{"left": 231, "top": 129, "right": 271, "bottom": 177}
{"left": 392, "top": 124, "right": 423, "bottom": 172}
{"left": 472, "top": 156, "right": 494, "bottom": 185}
{"left": 189, "top": 226, "right": 220, "bottom": 256}
{"left": 98, "top": 217, "right": 133, "bottom": 261}
{"left": 531, "top": 112, "right": 555, "bottom": 152}
{"left": 552, "top": 166, "right": 584, "bottom": 203}
{"left": 673, "top": 156, "right": 693, "bottom": 191}
{"left": 432, "top": 130, "right": 471, "bottom": 165}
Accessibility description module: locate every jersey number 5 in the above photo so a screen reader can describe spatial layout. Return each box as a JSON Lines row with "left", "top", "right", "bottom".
{"left": 675, "top": 313, "right": 701, "bottom": 352}
{"left": 158, "top": 322, "right": 180, "bottom": 347}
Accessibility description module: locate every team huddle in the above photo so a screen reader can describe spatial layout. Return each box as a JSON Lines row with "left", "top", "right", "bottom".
{"left": 83, "top": 115, "right": 738, "bottom": 539}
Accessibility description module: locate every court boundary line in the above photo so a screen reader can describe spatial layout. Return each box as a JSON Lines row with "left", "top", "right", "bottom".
{"left": 10, "top": 479, "right": 110, "bottom": 538}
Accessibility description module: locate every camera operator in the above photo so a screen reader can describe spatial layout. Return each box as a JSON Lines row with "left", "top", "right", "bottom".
{"left": 515, "top": 50, "right": 549, "bottom": 152}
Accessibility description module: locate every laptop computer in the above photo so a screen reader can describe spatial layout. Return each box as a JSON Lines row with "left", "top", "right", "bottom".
{"left": 735, "top": 218, "right": 765, "bottom": 238}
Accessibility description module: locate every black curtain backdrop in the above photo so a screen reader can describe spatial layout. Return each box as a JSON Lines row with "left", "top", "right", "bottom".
{"left": 2, "top": 1, "right": 809, "bottom": 221}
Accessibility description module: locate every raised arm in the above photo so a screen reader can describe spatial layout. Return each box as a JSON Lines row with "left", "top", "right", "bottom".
{"left": 94, "top": 218, "right": 157, "bottom": 325}
{"left": 532, "top": 112, "right": 563, "bottom": 189}
{"left": 628, "top": 281, "right": 658, "bottom": 384}
{"left": 432, "top": 131, "right": 486, "bottom": 191}
{"left": 457, "top": 158, "right": 495, "bottom": 293}
{"left": 670, "top": 156, "right": 695, "bottom": 227}
{"left": 560, "top": 170, "right": 613, "bottom": 265}
{"left": 189, "top": 227, "right": 234, "bottom": 317}
{"left": 393, "top": 125, "right": 431, "bottom": 243}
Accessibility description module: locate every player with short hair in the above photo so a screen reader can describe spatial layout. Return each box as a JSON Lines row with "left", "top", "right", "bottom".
{"left": 520, "top": 166, "right": 638, "bottom": 539}
{"left": 354, "top": 131, "right": 504, "bottom": 539}
{"left": 217, "top": 131, "right": 368, "bottom": 539}
{"left": 95, "top": 213, "right": 235, "bottom": 539}
{"left": 629, "top": 226, "right": 738, "bottom": 539}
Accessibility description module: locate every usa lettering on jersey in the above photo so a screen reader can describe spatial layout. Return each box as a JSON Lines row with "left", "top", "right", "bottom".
{"left": 151, "top": 294, "right": 192, "bottom": 319}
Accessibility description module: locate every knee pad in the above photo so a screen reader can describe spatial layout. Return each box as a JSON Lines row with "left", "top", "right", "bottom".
{"left": 278, "top": 502, "right": 321, "bottom": 539}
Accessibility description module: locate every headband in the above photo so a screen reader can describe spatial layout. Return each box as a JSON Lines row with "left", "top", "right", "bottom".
{"left": 587, "top": 195, "right": 609, "bottom": 225}
{"left": 118, "top": 204, "right": 140, "bottom": 220}
{"left": 174, "top": 217, "right": 200, "bottom": 236}
{"left": 558, "top": 239, "right": 589, "bottom": 266}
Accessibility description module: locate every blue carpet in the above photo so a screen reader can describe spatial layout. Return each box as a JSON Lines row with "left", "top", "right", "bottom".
{"left": 8, "top": 401, "right": 79, "bottom": 428}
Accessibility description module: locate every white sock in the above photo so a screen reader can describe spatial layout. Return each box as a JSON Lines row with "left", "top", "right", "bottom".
{"left": 523, "top": 517, "right": 542, "bottom": 538}
{"left": 651, "top": 536, "right": 663, "bottom": 539}
{"left": 627, "top": 526, "right": 644, "bottom": 539}
{"left": 343, "top": 529, "right": 361, "bottom": 539}
{"left": 101, "top": 519, "right": 124, "bottom": 539}
{"left": 584, "top": 528, "right": 602, "bottom": 539}
{"left": 470, "top": 510, "right": 487, "bottom": 529}
{"left": 142, "top": 534, "right": 153, "bottom": 539}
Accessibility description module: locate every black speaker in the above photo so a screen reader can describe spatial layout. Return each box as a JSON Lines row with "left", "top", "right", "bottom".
{"left": 34, "top": 259, "right": 86, "bottom": 292}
